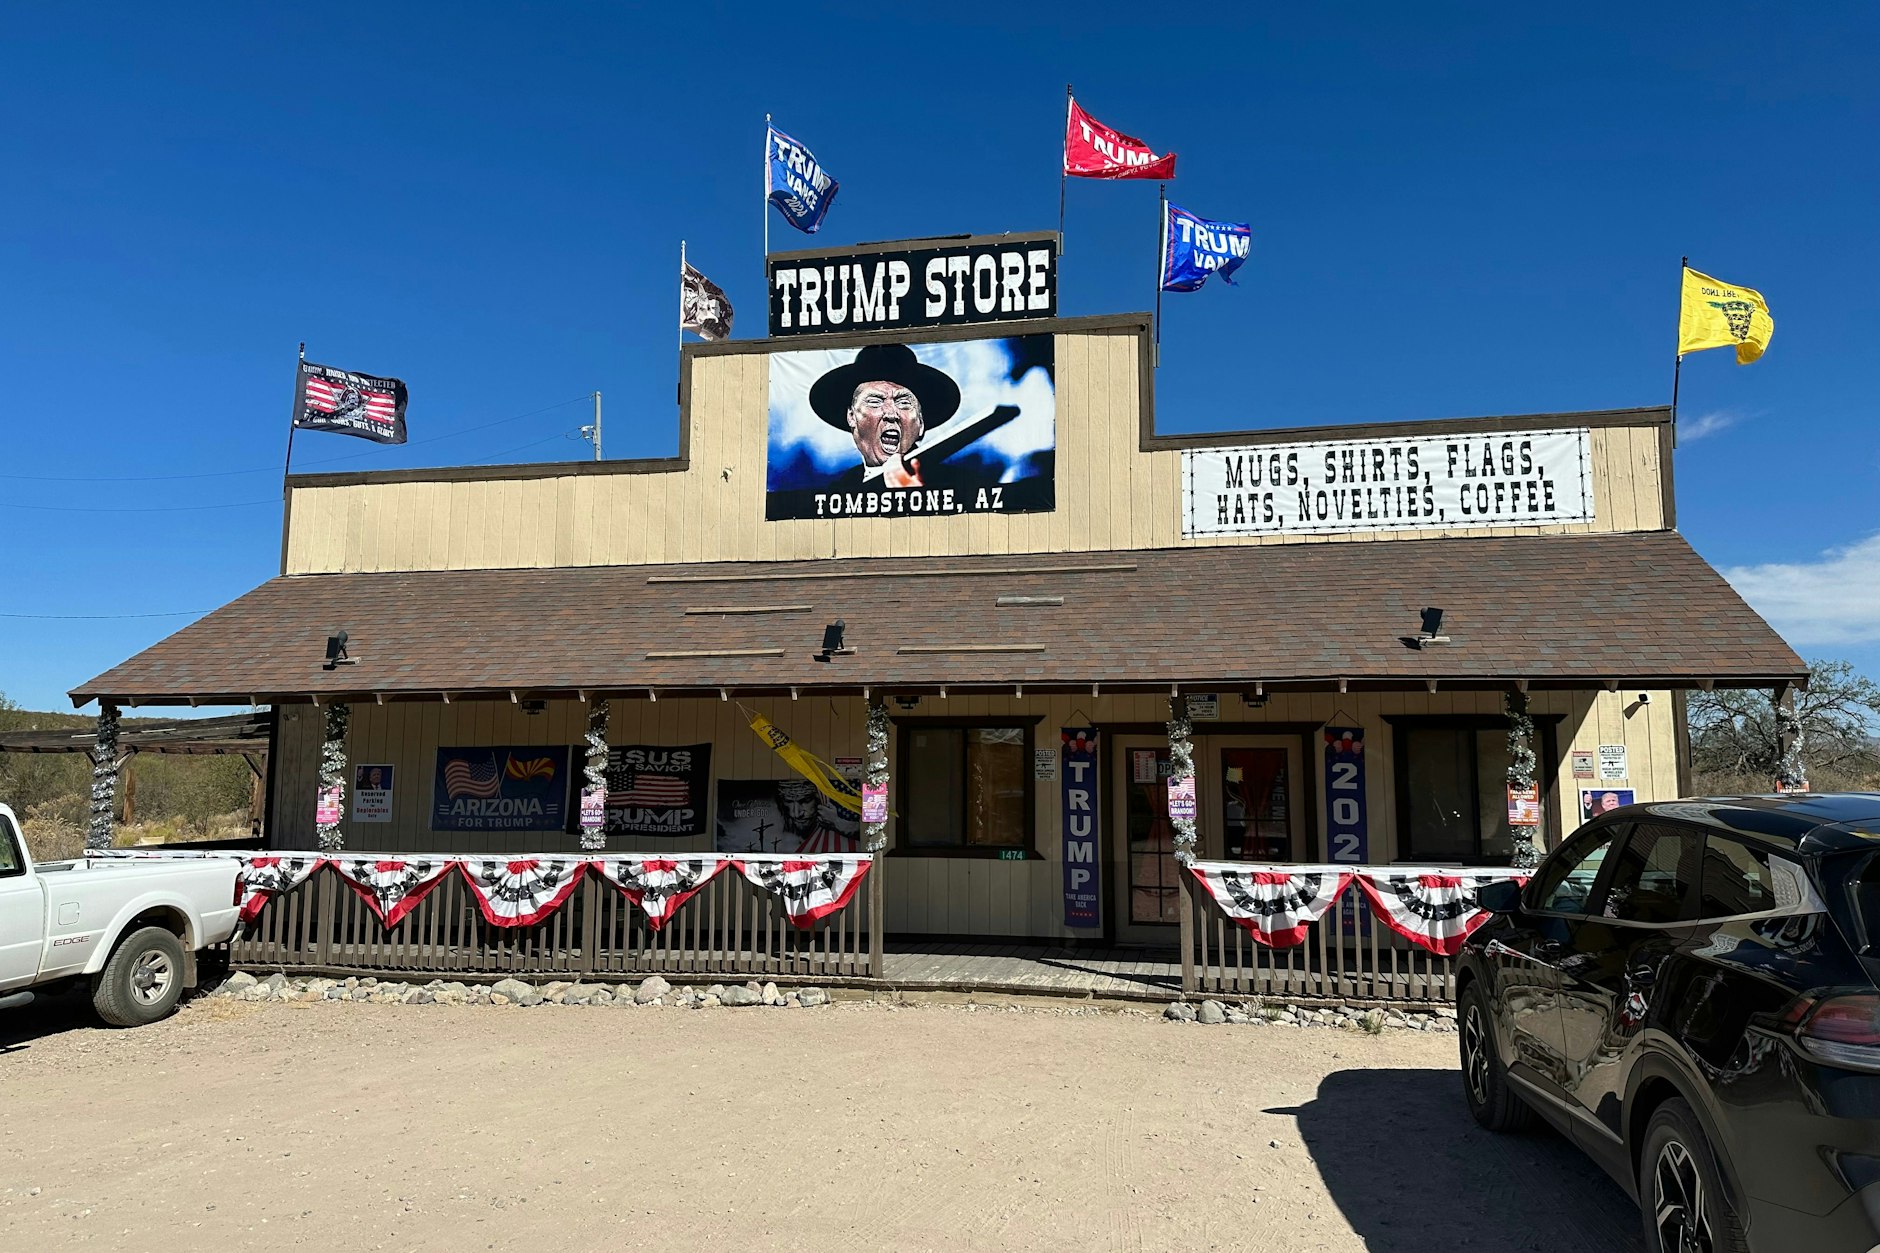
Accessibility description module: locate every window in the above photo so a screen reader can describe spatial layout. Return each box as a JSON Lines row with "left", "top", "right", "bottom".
{"left": 899, "top": 722, "right": 1033, "bottom": 853}
{"left": 0, "top": 814, "right": 22, "bottom": 877}
{"left": 1602, "top": 822, "right": 1699, "bottom": 924}
{"left": 1698, "top": 836, "right": 1779, "bottom": 918}
{"left": 1530, "top": 827, "right": 1619, "bottom": 914}
{"left": 1393, "top": 719, "right": 1551, "bottom": 863}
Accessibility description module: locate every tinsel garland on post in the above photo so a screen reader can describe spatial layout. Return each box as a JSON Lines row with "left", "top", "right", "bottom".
{"left": 1774, "top": 691, "right": 1808, "bottom": 790}
{"left": 316, "top": 703, "right": 350, "bottom": 853}
{"left": 1505, "top": 690, "right": 1540, "bottom": 869}
{"left": 86, "top": 704, "right": 121, "bottom": 852}
{"left": 862, "top": 699, "right": 890, "bottom": 852}
{"left": 1166, "top": 700, "right": 1197, "bottom": 867}
{"left": 581, "top": 699, "right": 611, "bottom": 852}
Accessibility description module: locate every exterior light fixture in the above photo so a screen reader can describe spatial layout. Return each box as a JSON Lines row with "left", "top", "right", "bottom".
{"left": 520, "top": 699, "right": 547, "bottom": 716}
{"left": 894, "top": 695, "right": 921, "bottom": 711}
{"left": 1417, "top": 607, "right": 1449, "bottom": 646}
{"left": 322, "top": 629, "right": 352, "bottom": 670}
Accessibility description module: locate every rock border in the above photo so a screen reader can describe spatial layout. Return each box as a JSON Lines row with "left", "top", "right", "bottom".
{"left": 1163, "top": 998, "right": 1457, "bottom": 1033}
{"left": 208, "top": 971, "right": 829, "bottom": 1009}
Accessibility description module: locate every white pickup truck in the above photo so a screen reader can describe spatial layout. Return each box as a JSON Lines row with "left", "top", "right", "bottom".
{"left": 0, "top": 802, "right": 242, "bottom": 1026}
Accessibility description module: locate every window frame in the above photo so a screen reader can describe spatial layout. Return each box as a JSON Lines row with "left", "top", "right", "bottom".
{"left": 0, "top": 812, "right": 25, "bottom": 878}
{"left": 891, "top": 716, "right": 1042, "bottom": 860}
{"left": 1693, "top": 830, "right": 1810, "bottom": 924}
{"left": 1525, "top": 820, "right": 1629, "bottom": 918}
{"left": 1386, "top": 714, "right": 1562, "bottom": 865}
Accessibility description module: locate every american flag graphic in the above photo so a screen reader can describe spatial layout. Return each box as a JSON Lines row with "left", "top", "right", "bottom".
{"left": 294, "top": 361, "right": 408, "bottom": 445}
{"left": 303, "top": 375, "right": 398, "bottom": 426}
{"left": 608, "top": 771, "right": 691, "bottom": 807}
{"left": 443, "top": 756, "right": 504, "bottom": 800}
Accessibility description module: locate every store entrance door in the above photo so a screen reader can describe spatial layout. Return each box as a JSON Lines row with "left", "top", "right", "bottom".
{"left": 1111, "top": 734, "right": 1307, "bottom": 945}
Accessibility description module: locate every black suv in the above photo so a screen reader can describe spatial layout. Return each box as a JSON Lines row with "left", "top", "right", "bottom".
{"left": 1457, "top": 794, "right": 1880, "bottom": 1252}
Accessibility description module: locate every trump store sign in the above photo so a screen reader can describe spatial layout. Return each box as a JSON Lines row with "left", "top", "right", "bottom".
{"left": 1182, "top": 427, "right": 1594, "bottom": 538}
{"left": 766, "top": 233, "right": 1058, "bottom": 337}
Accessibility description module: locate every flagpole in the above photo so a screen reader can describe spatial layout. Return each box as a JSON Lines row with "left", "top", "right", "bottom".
{"left": 680, "top": 238, "right": 687, "bottom": 352}
{"left": 282, "top": 341, "right": 304, "bottom": 490}
{"left": 1671, "top": 254, "right": 1688, "bottom": 449}
{"left": 762, "top": 114, "right": 771, "bottom": 262}
{"left": 1059, "top": 84, "right": 1072, "bottom": 255}
{"left": 1154, "top": 186, "right": 1166, "bottom": 369}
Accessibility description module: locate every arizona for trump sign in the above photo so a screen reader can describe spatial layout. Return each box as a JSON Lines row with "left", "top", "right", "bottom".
{"left": 432, "top": 746, "right": 570, "bottom": 832}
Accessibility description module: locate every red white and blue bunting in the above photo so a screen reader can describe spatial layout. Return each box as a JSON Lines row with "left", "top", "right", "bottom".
{"left": 593, "top": 855, "right": 731, "bottom": 930}
{"left": 1355, "top": 869, "right": 1528, "bottom": 957}
{"left": 735, "top": 854, "right": 872, "bottom": 929}
{"left": 330, "top": 856, "right": 454, "bottom": 927}
{"left": 457, "top": 857, "right": 589, "bottom": 927}
{"left": 236, "top": 855, "right": 325, "bottom": 923}
{"left": 1188, "top": 861, "right": 1528, "bottom": 955}
{"left": 1189, "top": 863, "right": 1354, "bottom": 948}
{"left": 225, "top": 851, "right": 872, "bottom": 933}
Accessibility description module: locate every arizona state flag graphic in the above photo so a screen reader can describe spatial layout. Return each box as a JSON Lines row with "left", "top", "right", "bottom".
{"left": 294, "top": 361, "right": 409, "bottom": 444}
{"left": 1678, "top": 267, "right": 1774, "bottom": 365}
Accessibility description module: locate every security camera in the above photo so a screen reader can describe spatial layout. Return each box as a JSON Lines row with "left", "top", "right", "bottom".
{"left": 1636, "top": 692, "right": 1652, "bottom": 705}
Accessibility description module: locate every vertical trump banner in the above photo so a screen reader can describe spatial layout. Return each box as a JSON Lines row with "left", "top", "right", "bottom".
{"left": 1061, "top": 729, "right": 1101, "bottom": 929}
{"left": 765, "top": 333, "right": 1056, "bottom": 521}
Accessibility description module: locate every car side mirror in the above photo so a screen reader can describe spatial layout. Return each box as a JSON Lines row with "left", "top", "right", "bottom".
{"left": 1476, "top": 879, "right": 1523, "bottom": 914}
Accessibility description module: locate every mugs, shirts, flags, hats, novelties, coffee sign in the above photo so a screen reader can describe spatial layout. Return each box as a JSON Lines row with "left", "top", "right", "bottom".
{"left": 766, "top": 122, "right": 838, "bottom": 235}
{"left": 293, "top": 360, "right": 408, "bottom": 445}
{"left": 1160, "top": 201, "right": 1252, "bottom": 292}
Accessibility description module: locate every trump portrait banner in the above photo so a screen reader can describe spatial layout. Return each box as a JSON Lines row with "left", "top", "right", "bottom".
{"left": 765, "top": 333, "right": 1056, "bottom": 521}
{"left": 432, "top": 746, "right": 571, "bottom": 833}
{"left": 715, "top": 780, "right": 861, "bottom": 856}
{"left": 1161, "top": 203, "right": 1251, "bottom": 292}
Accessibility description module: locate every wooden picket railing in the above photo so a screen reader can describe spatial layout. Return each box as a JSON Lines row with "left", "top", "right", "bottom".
{"left": 232, "top": 865, "right": 880, "bottom": 983}
{"left": 1180, "top": 876, "right": 1456, "bottom": 1004}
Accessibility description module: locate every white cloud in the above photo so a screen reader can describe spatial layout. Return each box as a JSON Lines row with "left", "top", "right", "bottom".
{"left": 1723, "top": 533, "right": 1880, "bottom": 645}
{"left": 1679, "top": 410, "right": 1742, "bottom": 442}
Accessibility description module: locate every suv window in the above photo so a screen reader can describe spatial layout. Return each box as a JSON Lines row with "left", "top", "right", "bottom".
{"left": 1698, "top": 835, "right": 1778, "bottom": 918}
{"left": 1530, "top": 826, "right": 1621, "bottom": 914}
{"left": 1602, "top": 821, "right": 1699, "bottom": 924}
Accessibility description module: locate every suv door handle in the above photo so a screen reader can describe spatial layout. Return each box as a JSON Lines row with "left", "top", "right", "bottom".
{"left": 1627, "top": 964, "right": 1657, "bottom": 987}
{"left": 1535, "top": 940, "right": 1566, "bottom": 959}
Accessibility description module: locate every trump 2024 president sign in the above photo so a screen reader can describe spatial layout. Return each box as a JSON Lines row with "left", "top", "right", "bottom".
{"left": 1182, "top": 427, "right": 1594, "bottom": 538}
{"left": 765, "top": 333, "right": 1056, "bottom": 522}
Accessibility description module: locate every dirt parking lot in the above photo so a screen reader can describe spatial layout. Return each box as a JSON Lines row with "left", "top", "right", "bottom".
{"left": 1, "top": 990, "right": 1639, "bottom": 1251}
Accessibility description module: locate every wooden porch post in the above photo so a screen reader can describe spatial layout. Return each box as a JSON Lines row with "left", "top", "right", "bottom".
{"left": 1774, "top": 684, "right": 1807, "bottom": 791}
{"left": 315, "top": 702, "right": 350, "bottom": 853}
{"left": 1167, "top": 694, "right": 1197, "bottom": 995}
{"left": 85, "top": 704, "right": 121, "bottom": 852}
{"left": 863, "top": 697, "right": 890, "bottom": 979}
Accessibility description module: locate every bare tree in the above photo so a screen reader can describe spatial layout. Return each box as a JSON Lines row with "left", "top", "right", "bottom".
{"left": 1687, "top": 659, "right": 1880, "bottom": 792}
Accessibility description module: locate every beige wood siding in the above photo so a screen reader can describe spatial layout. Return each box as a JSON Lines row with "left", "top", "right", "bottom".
{"left": 270, "top": 686, "right": 1678, "bottom": 938}
{"left": 283, "top": 328, "right": 1667, "bottom": 575}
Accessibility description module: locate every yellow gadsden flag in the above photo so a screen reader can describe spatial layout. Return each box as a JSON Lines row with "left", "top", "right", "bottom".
{"left": 1679, "top": 266, "right": 1774, "bottom": 364}
{"left": 748, "top": 713, "right": 862, "bottom": 815}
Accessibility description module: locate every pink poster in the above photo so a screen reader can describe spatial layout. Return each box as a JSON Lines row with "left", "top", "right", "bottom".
{"left": 861, "top": 782, "right": 887, "bottom": 824}
{"left": 315, "top": 784, "right": 343, "bottom": 826}
{"left": 1166, "top": 774, "right": 1197, "bottom": 822}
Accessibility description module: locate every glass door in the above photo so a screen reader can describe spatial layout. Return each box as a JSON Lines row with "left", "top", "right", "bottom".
{"left": 1114, "top": 738, "right": 1181, "bottom": 941}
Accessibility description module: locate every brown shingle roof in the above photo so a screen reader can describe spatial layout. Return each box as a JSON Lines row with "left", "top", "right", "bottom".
{"left": 69, "top": 532, "right": 1805, "bottom": 706}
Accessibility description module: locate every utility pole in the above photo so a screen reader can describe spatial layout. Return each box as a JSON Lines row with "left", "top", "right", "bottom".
{"left": 580, "top": 390, "right": 602, "bottom": 460}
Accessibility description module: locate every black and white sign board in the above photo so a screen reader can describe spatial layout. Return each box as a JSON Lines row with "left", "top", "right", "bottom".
{"left": 767, "top": 233, "right": 1058, "bottom": 337}
{"left": 1182, "top": 428, "right": 1594, "bottom": 538}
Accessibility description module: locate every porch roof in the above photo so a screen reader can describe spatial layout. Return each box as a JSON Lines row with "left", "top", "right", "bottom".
{"left": 69, "top": 531, "right": 1805, "bottom": 707}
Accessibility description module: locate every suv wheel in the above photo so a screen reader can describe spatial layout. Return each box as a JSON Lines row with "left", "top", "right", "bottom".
{"left": 1638, "top": 1097, "right": 1748, "bottom": 1253}
{"left": 1458, "top": 982, "right": 1534, "bottom": 1132}
{"left": 91, "top": 926, "right": 186, "bottom": 1027}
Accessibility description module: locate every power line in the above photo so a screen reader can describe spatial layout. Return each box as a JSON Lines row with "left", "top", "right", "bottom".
{"left": 0, "top": 394, "right": 596, "bottom": 483}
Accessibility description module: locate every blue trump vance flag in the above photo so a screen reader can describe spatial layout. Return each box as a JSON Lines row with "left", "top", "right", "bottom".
{"left": 766, "top": 121, "right": 838, "bottom": 235}
{"left": 1160, "top": 201, "right": 1251, "bottom": 292}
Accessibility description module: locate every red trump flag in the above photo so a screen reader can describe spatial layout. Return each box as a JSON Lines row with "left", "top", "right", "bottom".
{"left": 1063, "top": 97, "right": 1177, "bottom": 180}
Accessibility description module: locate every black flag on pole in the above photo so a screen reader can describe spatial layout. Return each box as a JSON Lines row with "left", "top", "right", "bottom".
{"left": 293, "top": 361, "right": 409, "bottom": 444}
{"left": 681, "top": 263, "right": 734, "bottom": 341}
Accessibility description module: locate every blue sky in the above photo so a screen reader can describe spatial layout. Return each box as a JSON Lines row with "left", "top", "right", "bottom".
{"left": 1, "top": 3, "right": 1875, "bottom": 712}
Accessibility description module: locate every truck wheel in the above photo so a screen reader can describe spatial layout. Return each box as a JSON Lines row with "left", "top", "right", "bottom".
{"left": 91, "top": 926, "right": 186, "bottom": 1027}
{"left": 1458, "top": 982, "right": 1535, "bottom": 1132}
{"left": 1638, "top": 1097, "right": 1749, "bottom": 1253}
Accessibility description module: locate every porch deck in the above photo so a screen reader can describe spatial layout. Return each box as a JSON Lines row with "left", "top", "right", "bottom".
{"left": 879, "top": 941, "right": 1181, "bottom": 1000}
